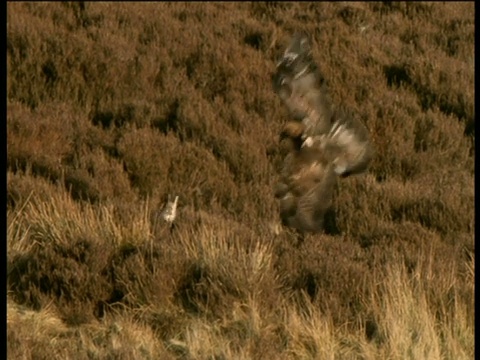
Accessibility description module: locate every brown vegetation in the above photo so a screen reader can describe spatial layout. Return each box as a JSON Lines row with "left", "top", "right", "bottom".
{"left": 7, "top": 2, "right": 474, "bottom": 359}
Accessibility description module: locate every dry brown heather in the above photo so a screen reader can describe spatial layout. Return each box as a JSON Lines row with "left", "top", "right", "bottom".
{"left": 7, "top": 2, "right": 474, "bottom": 359}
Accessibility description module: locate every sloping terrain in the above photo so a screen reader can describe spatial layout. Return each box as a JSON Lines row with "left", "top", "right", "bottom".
{"left": 7, "top": 2, "right": 474, "bottom": 359}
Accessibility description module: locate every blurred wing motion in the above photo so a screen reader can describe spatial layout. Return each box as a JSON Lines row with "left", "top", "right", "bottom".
{"left": 316, "top": 106, "right": 373, "bottom": 178}
{"left": 272, "top": 32, "right": 374, "bottom": 233}
{"left": 272, "top": 32, "right": 334, "bottom": 135}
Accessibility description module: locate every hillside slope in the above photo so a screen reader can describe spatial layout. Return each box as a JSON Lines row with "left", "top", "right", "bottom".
{"left": 7, "top": 2, "right": 474, "bottom": 359}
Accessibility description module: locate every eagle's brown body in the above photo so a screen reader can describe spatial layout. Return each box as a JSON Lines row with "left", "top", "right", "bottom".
{"left": 275, "top": 145, "right": 337, "bottom": 233}
{"left": 272, "top": 33, "right": 374, "bottom": 234}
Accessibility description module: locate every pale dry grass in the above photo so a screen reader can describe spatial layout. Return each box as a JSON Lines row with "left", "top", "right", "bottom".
{"left": 370, "top": 255, "right": 474, "bottom": 360}
{"left": 7, "top": 191, "right": 474, "bottom": 359}
{"left": 7, "top": 182, "right": 151, "bottom": 254}
{"left": 7, "top": 295, "right": 173, "bottom": 360}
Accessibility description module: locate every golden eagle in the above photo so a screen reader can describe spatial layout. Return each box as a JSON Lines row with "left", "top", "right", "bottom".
{"left": 272, "top": 32, "right": 373, "bottom": 234}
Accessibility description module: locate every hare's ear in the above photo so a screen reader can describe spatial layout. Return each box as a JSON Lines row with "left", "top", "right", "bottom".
{"left": 174, "top": 195, "right": 180, "bottom": 210}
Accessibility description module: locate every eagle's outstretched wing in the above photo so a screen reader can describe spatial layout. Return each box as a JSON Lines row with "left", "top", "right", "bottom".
{"left": 310, "top": 106, "right": 374, "bottom": 178}
{"left": 272, "top": 32, "right": 334, "bottom": 136}
{"left": 272, "top": 32, "right": 373, "bottom": 233}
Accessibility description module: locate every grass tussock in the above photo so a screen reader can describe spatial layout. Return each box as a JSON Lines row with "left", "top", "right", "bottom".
{"left": 7, "top": 2, "right": 473, "bottom": 359}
